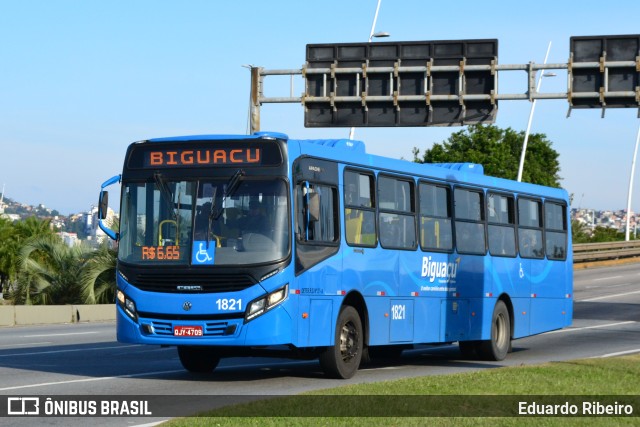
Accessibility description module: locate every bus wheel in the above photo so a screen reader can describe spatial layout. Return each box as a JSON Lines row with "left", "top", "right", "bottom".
{"left": 177, "top": 346, "right": 220, "bottom": 373}
{"left": 478, "top": 300, "right": 511, "bottom": 361}
{"left": 319, "top": 305, "right": 363, "bottom": 379}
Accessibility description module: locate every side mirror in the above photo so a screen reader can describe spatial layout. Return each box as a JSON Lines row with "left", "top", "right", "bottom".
{"left": 98, "top": 175, "right": 121, "bottom": 241}
{"left": 98, "top": 191, "right": 109, "bottom": 220}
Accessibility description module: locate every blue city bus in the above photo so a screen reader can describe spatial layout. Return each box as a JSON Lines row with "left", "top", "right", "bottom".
{"left": 98, "top": 131, "right": 572, "bottom": 379}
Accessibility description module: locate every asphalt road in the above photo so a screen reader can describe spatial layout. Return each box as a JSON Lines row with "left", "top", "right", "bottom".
{"left": 1, "top": 263, "right": 639, "bottom": 426}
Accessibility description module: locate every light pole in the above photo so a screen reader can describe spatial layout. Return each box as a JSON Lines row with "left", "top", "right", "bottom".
{"left": 624, "top": 123, "right": 640, "bottom": 241}
{"left": 517, "top": 41, "right": 554, "bottom": 182}
{"left": 241, "top": 64, "right": 255, "bottom": 134}
{"left": 348, "top": 0, "right": 389, "bottom": 140}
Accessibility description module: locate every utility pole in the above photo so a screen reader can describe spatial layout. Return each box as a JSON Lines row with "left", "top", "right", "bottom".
{"left": 517, "top": 42, "right": 552, "bottom": 182}
{"left": 625, "top": 123, "right": 640, "bottom": 241}
{"left": 349, "top": 0, "right": 386, "bottom": 140}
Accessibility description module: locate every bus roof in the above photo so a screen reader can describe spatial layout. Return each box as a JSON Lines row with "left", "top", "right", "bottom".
{"left": 139, "top": 131, "right": 566, "bottom": 201}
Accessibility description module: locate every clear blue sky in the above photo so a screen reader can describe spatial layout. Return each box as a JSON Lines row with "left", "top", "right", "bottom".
{"left": 1, "top": 0, "right": 639, "bottom": 215}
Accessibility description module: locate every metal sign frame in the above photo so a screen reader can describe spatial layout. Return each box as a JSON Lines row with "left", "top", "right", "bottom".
{"left": 247, "top": 40, "right": 640, "bottom": 134}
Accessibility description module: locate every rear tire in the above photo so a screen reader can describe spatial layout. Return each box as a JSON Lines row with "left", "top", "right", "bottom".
{"left": 177, "top": 346, "right": 220, "bottom": 373}
{"left": 319, "top": 306, "right": 363, "bottom": 379}
{"left": 477, "top": 300, "right": 511, "bottom": 361}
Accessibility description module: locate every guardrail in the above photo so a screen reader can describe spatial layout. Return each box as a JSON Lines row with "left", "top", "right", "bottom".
{"left": 573, "top": 240, "right": 640, "bottom": 263}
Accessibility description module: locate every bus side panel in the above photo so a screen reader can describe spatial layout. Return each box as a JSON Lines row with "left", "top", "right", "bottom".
{"left": 390, "top": 299, "right": 414, "bottom": 342}
{"left": 294, "top": 258, "right": 342, "bottom": 347}
{"left": 413, "top": 297, "right": 442, "bottom": 343}
{"left": 488, "top": 256, "right": 531, "bottom": 338}
{"left": 296, "top": 297, "right": 334, "bottom": 347}
{"left": 530, "top": 298, "right": 568, "bottom": 334}
{"left": 365, "top": 296, "right": 389, "bottom": 345}
{"left": 530, "top": 259, "right": 573, "bottom": 334}
{"left": 440, "top": 299, "right": 470, "bottom": 342}
{"left": 510, "top": 298, "right": 531, "bottom": 338}
{"left": 243, "top": 304, "right": 296, "bottom": 345}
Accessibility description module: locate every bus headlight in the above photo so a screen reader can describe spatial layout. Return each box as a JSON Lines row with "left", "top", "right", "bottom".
{"left": 245, "top": 284, "right": 288, "bottom": 323}
{"left": 117, "top": 289, "right": 138, "bottom": 322}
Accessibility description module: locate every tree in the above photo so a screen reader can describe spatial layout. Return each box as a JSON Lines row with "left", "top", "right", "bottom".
{"left": 0, "top": 217, "right": 55, "bottom": 299}
{"left": 571, "top": 219, "right": 591, "bottom": 244}
{"left": 0, "top": 218, "right": 19, "bottom": 294}
{"left": 412, "top": 124, "right": 562, "bottom": 188}
{"left": 14, "top": 216, "right": 55, "bottom": 240}
{"left": 1, "top": 216, "right": 117, "bottom": 305}
{"left": 14, "top": 235, "right": 90, "bottom": 305}
{"left": 80, "top": 244, "right": 116, "bottom": 304}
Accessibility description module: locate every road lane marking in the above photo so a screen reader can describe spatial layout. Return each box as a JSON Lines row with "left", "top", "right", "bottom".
{"left": 0, "top": 369, "right": 186, "bottom": 392}
{"left": 21, "top": 332, "right": 100, "bottom": 338}
{"left": 546, "top": 321, "right": 637, "bottom": 334}
{"left": 0, "top": 342, "right": 52, "bottom": 348}
{"left": 585, "top": 283, "right": 632, "bottom": 289}
{"left": 593, "top": 276, "right": 623, "bottom": 281}
{"left": 0, "top": 344, "right": 141, "bottom": 357}
{"left": 579, "top": 290, "right": 640, "bottom": 302}
{"left": 594, "top": 349, "right": 640, "bottom": 358}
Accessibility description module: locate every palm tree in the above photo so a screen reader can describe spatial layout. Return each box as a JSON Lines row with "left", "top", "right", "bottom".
{"left": 0, "top": 218, "right": 19, "bottom": 296}
{"left": 14, "top": 216, "right": 54, "bottom": 240}
{"left": 80, "top": 244, "right": 117, "bottom": 304}
{"left": 16, "top": 235, "right": 91, "bottom": 305}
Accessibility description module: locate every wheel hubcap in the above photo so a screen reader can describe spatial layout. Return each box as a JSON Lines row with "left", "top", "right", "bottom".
{"left": 339, "top": 321, "right": 359, "bottom": 362}
{"left": 495, "top": 313, "right": 507, "bottom": 349}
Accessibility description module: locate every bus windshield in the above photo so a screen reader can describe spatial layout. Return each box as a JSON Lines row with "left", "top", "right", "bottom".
{"left": 118, "top": 176, "right": 290, "bottom": 266}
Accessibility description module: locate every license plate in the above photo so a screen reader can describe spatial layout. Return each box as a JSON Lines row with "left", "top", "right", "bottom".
{"left": 173, "top": 325, "right": 203, "bottom": 337}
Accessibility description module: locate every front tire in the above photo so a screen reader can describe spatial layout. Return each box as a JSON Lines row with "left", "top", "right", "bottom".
{"left": 177, "top": 346, "right": 220, "bottom": 373}
{"left": 319, "top": 306, "right": 363, "bottom": 379}
{"left": 477, "top": 300, "right": 511, "bottom": 361}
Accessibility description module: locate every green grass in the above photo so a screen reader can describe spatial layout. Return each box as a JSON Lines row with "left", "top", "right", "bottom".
{"left": 163, "top": 354, "right": 640, "bottom": 426}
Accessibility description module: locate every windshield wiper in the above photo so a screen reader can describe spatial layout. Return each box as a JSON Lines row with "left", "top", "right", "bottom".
{"left": 153, "top": 173, "right": 178, "bottom": 220}
{"left": 206, "top": 169, "right": 245, "bottom": 248}
{"left": 205, "top": 186, "right": 218, "bottom": 249}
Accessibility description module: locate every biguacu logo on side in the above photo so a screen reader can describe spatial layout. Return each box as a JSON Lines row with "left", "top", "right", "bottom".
{"left": 421, "top": 256, "right": 461, "bottom": 283}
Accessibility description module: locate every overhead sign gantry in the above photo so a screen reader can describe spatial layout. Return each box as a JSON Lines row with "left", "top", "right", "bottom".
{"left": 247, "top": 34, "right": 639, "bottom": 134}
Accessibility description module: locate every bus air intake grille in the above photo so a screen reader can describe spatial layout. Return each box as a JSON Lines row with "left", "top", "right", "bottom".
{"left": 150, "top": 321, "right": 173, "bottom": 335}
{"left": 132, "top": 273, "right": 256, "bottom": 293}
{"left": 205, "top": 322, "right": 229, "bottom": 336}
{"left": 145, "top": 321, "right": 230, "bottom": 336}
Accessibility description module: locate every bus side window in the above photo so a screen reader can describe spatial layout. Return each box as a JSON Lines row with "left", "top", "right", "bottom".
{"left": 545, "top": 201, "right": 567, "bottom": 260}
{"left": 378, "top": 175, "right": 416, "bottom": 250}
{"left": 518, "top": 198, "right": 544, "bottom": 259}
{"left": 487, "top": 193, "right": 516, "bottom": 257}
{"left": 454, "top": 188, "right": 486, "bottom": 255}
{"left": 297, "top": 182, "right": 338, "bottom": 244}
{"left": 344, "top": 170, "right": 377, "bottom": 247}
{"left": 419, "top": 182, "right": 453, "bottom": 252}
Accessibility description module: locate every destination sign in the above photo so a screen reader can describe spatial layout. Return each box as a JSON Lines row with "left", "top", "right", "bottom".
{"left": 126, "top": 140, "right": 284, "bottom": 169}
{"left": 144, "top": 148, "right": 262, "bottom": 167}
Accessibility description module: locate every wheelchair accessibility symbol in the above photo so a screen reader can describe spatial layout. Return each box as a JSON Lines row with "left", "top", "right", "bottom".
{"left": 192, "top": 241, "right": 215, "bottom": 265}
